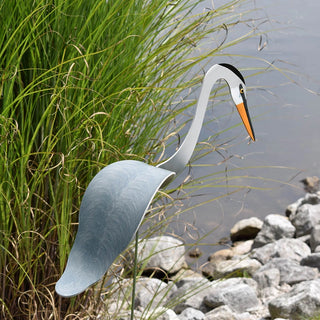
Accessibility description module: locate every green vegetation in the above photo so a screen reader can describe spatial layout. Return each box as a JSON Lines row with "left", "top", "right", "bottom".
{"left": 301, "top": 313, "right": 320, "bottom": 320}
{"left": 0, "top": 0, "right": 261, "bottom": 318}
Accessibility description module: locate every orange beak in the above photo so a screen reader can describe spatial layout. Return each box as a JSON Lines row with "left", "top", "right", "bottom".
{"left": 236, "top": 102, "right": 255, "bottom": 141}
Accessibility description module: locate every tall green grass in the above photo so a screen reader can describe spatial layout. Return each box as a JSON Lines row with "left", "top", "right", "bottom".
{"left": 0, "top": 0, "right": 260, "bottom": 318}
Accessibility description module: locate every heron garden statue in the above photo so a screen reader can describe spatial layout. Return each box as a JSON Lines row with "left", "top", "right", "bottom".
{"left": 55, "top": 63, "right": 255, "bottom": 298}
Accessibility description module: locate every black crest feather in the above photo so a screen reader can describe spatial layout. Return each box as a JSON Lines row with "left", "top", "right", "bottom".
{"left": 219, "top": 63, "right": 245, "bottom": 84}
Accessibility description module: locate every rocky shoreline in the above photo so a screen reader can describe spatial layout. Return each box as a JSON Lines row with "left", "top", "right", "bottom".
{"left": 104, "top": 178, "right": 320, "bottom": 320}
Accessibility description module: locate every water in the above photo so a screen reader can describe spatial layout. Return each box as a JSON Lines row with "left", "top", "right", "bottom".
{"left": 172, "top": 0, "right": 320, "bottom": 260}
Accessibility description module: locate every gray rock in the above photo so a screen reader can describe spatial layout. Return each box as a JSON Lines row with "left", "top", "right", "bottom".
{"left": 203, "top": 256, "right": 261, "bottom": 279}
{"left": 253, "top": 267, "right": 280, "bottom": 289}
{"left": 251, "top": 238, "right": 311, "bottom": 264}
{"left": 310, "top": 224, "right": 320, "bottom": 251}
{"left": 178, "top": 307, "right": 205, "bottom": 320}
{"left": 136, "top": 278, "right": 174, "bottom": 309}
{"left": 290, "top": 203, "right": 320, "bottom": 237}
{"left": 111, "top": 277, "right": 177, "bottom": 311}
{"left": 296, "top": 234, "right": 311, "bottom": 245}
{"left": 134, "top": 278, "right": 177, "bottom": 309}
{"left": 232, "top": 240, "right": 254, "bottom": 256}
{"left": 170, "top": 269, "right": 203, "bottom": 282}
{"left": 253, "top": 214, "right": 295, "bottom": 248}
{"left": 204, "top": 305, "right": 237, "bottom": 320}
{"left": 159, "top": 309, "right": 180, "bottom": 320}
{"left": 144, "top": 308, "right": 180, "bottom": 320}
{"left": 230, "top": 217, "right": 263, "bottom": 242}
{"left": 316, "top": 245, "right": 320, "bottom": 253}
{"left": 118, "top": 308, "right": 179, "bottom": 320}
{"left": 286, "top": 193, "right": 320, "bottom": 217}
{"left": 268, "top": 279, "right": 320, "bottom": 319}
{"left": 173, "top": 277, "right": 259, "bottom": 314}
{"left": 174, "top": 276, "right": 208, "bottom": 289}
{"left": 237, "top": 308, "right": 271, "bottom": 320}
{"left": 236, "top": 313, "right": 258, "bottom": 320}
{"left": 257, "top": 258, "right": 318, "bottom": 285}
{"left": 170, "top": 277, "right": 212, "bottom": 313}
{"left": 135, "top": 236, "right": 186, "bottom": 274}
{"left": 203, "top": 278, "right": 260, "bottom": 313}
{"left": 118, "top": 309, "right": 143, "bottom": 320}
{"left": 300, "top": 253, "right": 320, "bottom": 270}
{"left": 214, "top": 276, "right": 259, "bottom": 291}
{"left": 259, "top": 286, "right": 289, "bottom": 306}
{"left": 286, "top": 197, "right": 305, "bottom": 217}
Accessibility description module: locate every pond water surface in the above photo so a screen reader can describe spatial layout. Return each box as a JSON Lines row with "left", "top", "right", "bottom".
{"left": 170, "top": 0, "right": 320, "bottom": 260}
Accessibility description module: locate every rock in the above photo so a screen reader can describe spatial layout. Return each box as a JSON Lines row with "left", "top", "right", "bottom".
{"left": 174, "top": 275, "right": 208, "bottom": 288}
{"left": 286, "top": 192, "right": 320, "bottom": 217}
{"left": 178, "top": 307, "right": 205, "bottom": 320}
{"left": 236, "top": 313, "right": 260, "bottom": 320}
{"left": 296, "top": 234, "right": 310, "bottom": 245}
{"left": 204, "top": 305, "right": 237, "bottom": 320}
{"left": 202, "top": 256, "right": 262, "bottom": 279}
{"left": 108, "top": 195, "right": 320, "bottom": 320}
{"left": 310, "top": 225, "right": 320, "bottom": 251}
{"left": 253, "top": 214, "right": 295, "bottom": 248}
{"left": 257, "top": 258, "right": 318, "bottom": 286}
{"left": 118, "top": 277, "right": 176, "bottom": 310}
{"left": 290, "top": 203, "right": 320, "bottom": 237}
{"left": 188, "top": 247, "right": 203, "bottom": 258}
{"left": 251, "top": 238, "right": 311, "bottom": 264}
{"left": 232, "top": 240, "right": 254, "bottom": 256}
{"left": 286, "top": 197, "right": 305, "bottom": 217}
{"left": 300, "top": 253, "right": 320, "bottom": 270}
{"left": 118, "top": 308, "right": 179, "bottom": 320}
{"left": 170, "top": 277, "right": 212, "bottom": 313}
{"left": 135, "top": 236, "right": 186, "bottom": 274}
{"left": 203, "top": 283, "right": 259, "bottom": 313}
{"left": 230, "top": 217, "right": 263, "bottom": 242}
{"left": 208, "top": 248, "right": 234, "bottom": 262}
{"left": 106, "top": 299, "right": 131, "bottom": 317}
{"left": 201, "top": 263, "right": 216, "bottom": 280}
{"left": 253, "top": 267, "right": 280, "bottom": 289}
{"left": 134, "top": 278, "right": 177, "bottom": 309}
{"left": 170, "top": 269, "right": 203, "bottom": 282}
{"left": 237, "top": 308, "right": 270, "bottom": 320}
{"left": 111, "top": 277, "right": 177, "bottom": 311}
{"left": 259, "top": 285, "right": 290, "bottom": 306}
{"left": 159, "top": 309, "right": 180, "bottom": 320}
{"left": 118, "top": 309, "right": 143, "bottom": 320}
{"left": 141, "top": 308, "right": 180, "bottom": 320}
{"left": 203, "top": 278, "right": 260, "bottom": 314}
{"left": 268, "top": 279, "right": 320, "bottom": 319}
{"left": 301, "top": 176, "right": 320, "bottom": 193}
{"left": 207, "top": 241, "right": 254, "bottom": 266}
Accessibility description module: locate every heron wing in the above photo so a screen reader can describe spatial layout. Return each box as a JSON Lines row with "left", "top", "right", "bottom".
{"left": 55, "top": 160, "right": 174, "bottom": 297}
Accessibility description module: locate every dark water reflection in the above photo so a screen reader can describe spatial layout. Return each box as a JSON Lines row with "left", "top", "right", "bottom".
{"left": 169, "top": 0, "right": 320, "bottom": 260}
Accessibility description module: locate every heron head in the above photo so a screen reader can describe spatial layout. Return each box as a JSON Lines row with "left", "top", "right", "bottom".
{"left": 219, "top": 63, "right": 255, "bottom": 141}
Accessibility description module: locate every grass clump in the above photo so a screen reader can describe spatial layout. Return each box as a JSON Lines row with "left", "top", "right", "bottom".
{"left": 1, "top": 0, "right": 260, "bottom": 318}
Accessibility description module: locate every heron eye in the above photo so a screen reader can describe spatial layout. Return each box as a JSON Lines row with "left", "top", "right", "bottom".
{"left": 240, "top": 88, "right": 244, "bottom": 94}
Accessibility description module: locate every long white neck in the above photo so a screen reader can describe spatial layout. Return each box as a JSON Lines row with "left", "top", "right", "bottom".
{"left": 157, "top": 64, "right": 238, "bottom": 174}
